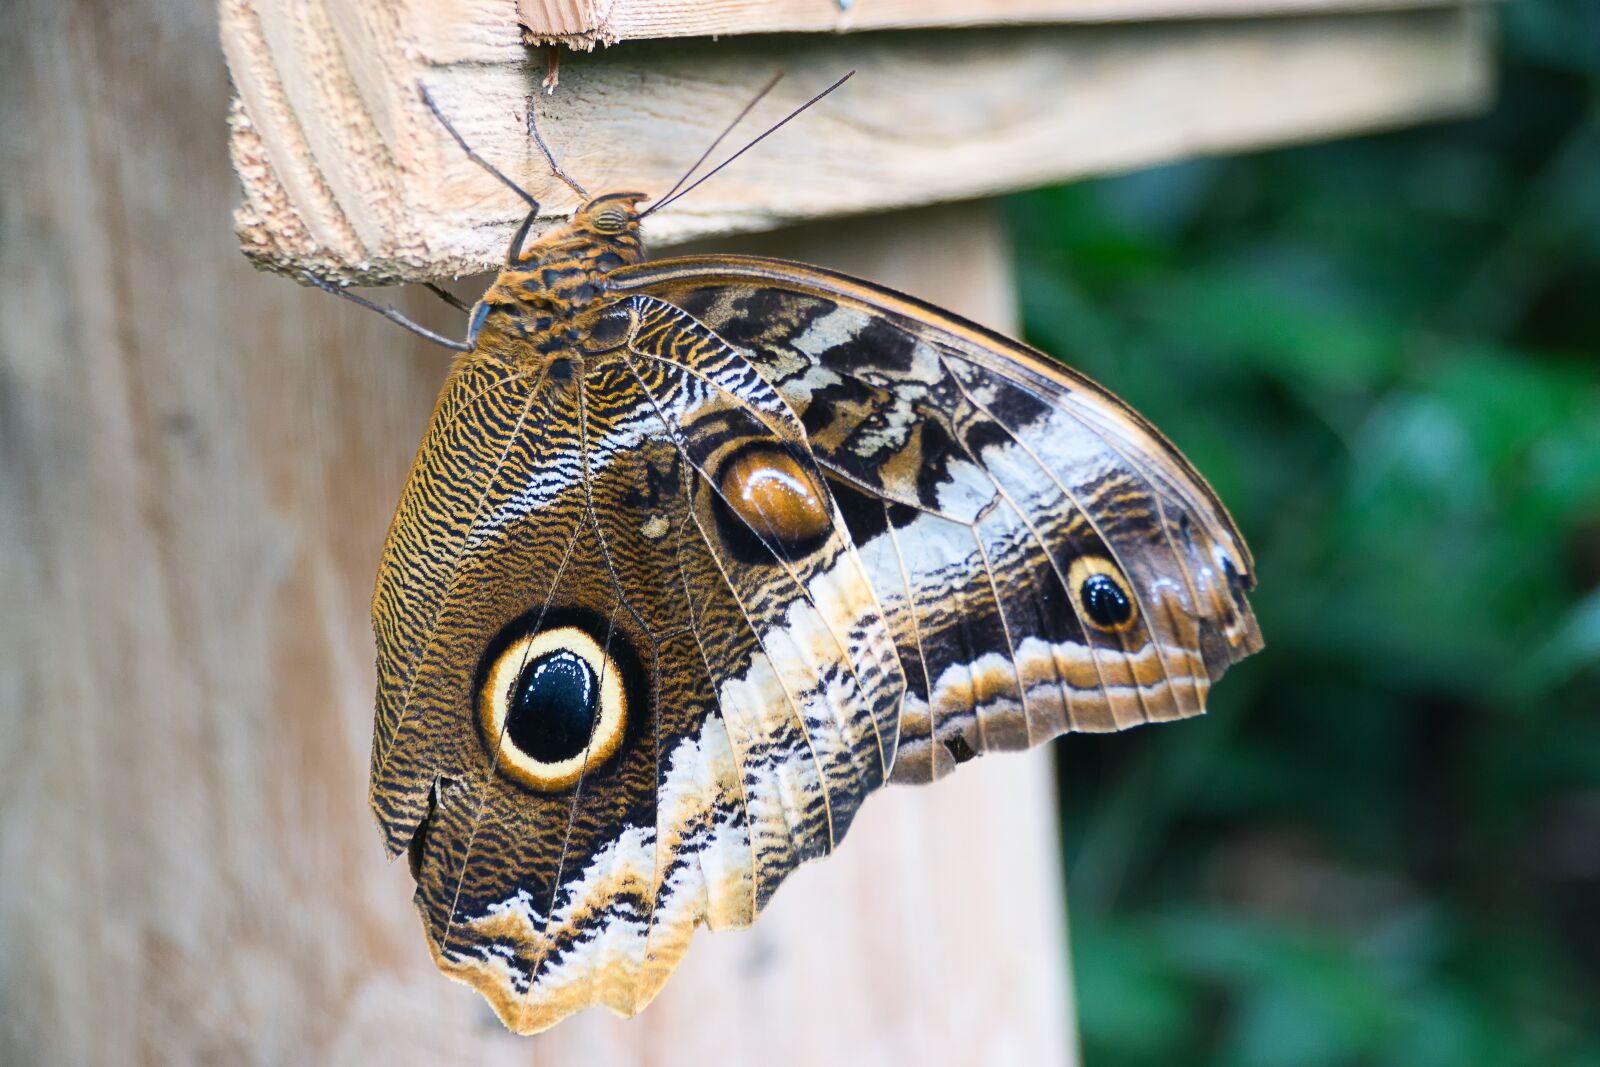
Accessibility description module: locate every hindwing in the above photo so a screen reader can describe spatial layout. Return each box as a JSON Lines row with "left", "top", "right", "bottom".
{"left": 610, "top": 257, "right": 1261, "bottom": 782}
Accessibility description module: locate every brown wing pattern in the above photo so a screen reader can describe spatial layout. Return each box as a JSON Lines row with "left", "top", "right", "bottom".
{"left": 611, "top": 256, "right": 1262, "bottom": 783}
{"left": 371, "top": 241, "right": 1258, "bottom": 1035}
{"left": 371, "top": 355, "right": 533, "bottom": 841}
{"left": 369, "top": 306, "right": 901, "bottom": 1033}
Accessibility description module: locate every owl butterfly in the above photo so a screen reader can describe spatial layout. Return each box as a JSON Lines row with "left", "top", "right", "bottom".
{"left": 346, "top": 76, "right": 1261, "bottom": 1035}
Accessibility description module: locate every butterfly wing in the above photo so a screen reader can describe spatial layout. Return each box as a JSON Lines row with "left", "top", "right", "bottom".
{"left": 372, "top": 251, "right": 1260, "bottom": 1034}
{"left": 369, "top": 325, "right": 902, "bottom": 1033}
{"left": 609, "top": 256, "right": 1262, "bottom": 783}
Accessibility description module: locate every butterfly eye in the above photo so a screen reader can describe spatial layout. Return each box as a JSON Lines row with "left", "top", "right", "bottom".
{"left": 1068, "top": 556, "right": 1138, "bottom": 633}
{"left": 478, "top": 624, "right": 628, "bottom": 792}
{"left": 717, "top": 446, "right": 833, "bottom": 557}
{"left": 591, "top": 206, "right": 630, "bottom": 234}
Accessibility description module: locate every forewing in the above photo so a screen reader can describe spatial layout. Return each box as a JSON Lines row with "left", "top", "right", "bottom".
{"left": 610, "top": 257, "right": 1262, "bottom": 783}
{"left": 369, "top": 326, "right": 901, "bottom": 1033}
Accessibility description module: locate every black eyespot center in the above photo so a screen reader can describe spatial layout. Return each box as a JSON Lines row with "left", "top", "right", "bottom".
{"left": 1081, "top": 572, "right": 1134, "bottom": 630}
{"left": 474, "top": 610, "right": 644, "bottom": 793}
{"left": 506, "top": 649, "right": 598, "bottom": 763}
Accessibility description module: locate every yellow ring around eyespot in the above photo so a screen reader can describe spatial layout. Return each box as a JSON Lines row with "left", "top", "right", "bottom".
{"left": 1067, "top": 555, "right": 1140, "bottom": 634}
{"left": 478, "top": 625, "right": 628, "bottom": 792}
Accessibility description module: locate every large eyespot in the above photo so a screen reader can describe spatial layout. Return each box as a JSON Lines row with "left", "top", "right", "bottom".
{"left": 591, "top": 205, "right": 631, "bottom": 234}
{"left": 714, "top": 445, "right": 833, "bottom": 559}
{"left": 478, "top": 624, "right": 628, "bottom": 792}
{"left": 1068, "top": 555, "right": 1138, "bottom": 634}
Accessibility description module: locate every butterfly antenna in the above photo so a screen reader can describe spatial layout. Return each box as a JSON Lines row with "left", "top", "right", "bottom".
{"left": 641, "top": 70, "right": 854, "bottom": 218}
{"left": 418, "top": 83, "right": 539, "bottom": 210}
{"left": 650, "top": 71, "right": 784, "bottom": 209}
{"left": 524, "top": 95, "right": 588, "bottom": 198}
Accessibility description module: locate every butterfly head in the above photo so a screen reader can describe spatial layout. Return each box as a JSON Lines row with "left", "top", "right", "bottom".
{"left": 571, "top": 191, "right": 650, "bottom": 244}
{"left": 511, "top": 191, "right": 649, "bottom": 269}
{"left": 469, "top": 192, "right": 649, "bottom": 355}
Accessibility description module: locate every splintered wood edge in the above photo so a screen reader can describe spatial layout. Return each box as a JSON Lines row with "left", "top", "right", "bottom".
{"left": 515, "top": 0, "right": 1470, "bottom": 49}
{"left": 224, "top": 5, "right": 1492, "bottom": 285}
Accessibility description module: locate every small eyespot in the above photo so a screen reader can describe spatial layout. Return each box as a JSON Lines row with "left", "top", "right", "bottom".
{"left": 478, "top": 624, "right": 628, "bottom": 792}
{"left": 715, "top": 445, "right": 833, "bottom": 557}
{"left": 591, "top": 206, "right": 630, "bottom": 234}
{"left": 1068, "top": 555, "right": 1138, "bottom": 633}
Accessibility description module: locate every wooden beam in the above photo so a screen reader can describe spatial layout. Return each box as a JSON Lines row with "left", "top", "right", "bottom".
{"left": 223, "top": 5, "right": 1492, "bottom": 284}
{"left": 516, "top": 0, "right": 1469, "bottom": 48}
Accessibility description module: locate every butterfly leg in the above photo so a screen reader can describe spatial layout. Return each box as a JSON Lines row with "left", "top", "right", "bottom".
{"left": 523, "top": 92, "right": 587, "bottom": 198}
{"left": 422, "top": 282, "right": 470, "bottom": 314}
{"left": 300, "top": 272, "right": 470, "bottom": 352}
{"left": 418, "top": 83, "right": 540, "bottom": 211}
{"left": 417, "top": 82, "right": 583, "bottom": 269}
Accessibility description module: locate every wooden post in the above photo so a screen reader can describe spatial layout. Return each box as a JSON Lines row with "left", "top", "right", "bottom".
{"left": 1, "top": 0, "right": 1490, "bottom": 1062}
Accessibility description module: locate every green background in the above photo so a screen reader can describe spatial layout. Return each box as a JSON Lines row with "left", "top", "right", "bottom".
{"left": 1008, "top": 3, "right": 1600, "bottom": 1063}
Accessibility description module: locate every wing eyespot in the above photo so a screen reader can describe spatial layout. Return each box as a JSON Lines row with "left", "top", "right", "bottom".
{"left": 477, "top": 623, "right": 629, "bottom": 792}
{"left": 713, "top": 444, "right": 833, "bottom": 561}
{"left": 1068, "top": 555, "right": 1139, "bottom": 634}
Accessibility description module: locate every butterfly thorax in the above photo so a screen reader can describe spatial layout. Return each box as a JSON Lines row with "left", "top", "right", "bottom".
{"left": 470, "top": 192, "right": 648, "bottom": 365}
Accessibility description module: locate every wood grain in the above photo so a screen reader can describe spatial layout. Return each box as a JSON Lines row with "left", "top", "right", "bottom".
{"left": 0, "top": 0, "right": 1076, "bottom": 1057}
{"left": 223, "top": 2, "right": 1492, "bottom": 283}
{"left": 516, "top": 0, "right": 1470, "bottom": 47}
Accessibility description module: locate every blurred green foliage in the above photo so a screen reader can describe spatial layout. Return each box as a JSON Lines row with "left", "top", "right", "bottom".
{"left": 1007, "top": 3, "right": 1600, "bottom": 1063}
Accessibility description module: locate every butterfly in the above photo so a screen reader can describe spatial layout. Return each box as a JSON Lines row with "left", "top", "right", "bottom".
{"left": 330, "top": 76, "right": 1262, "bottom": 1035}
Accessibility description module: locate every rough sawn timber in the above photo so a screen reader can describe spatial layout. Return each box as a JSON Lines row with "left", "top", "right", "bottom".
{"left": 516, "top": 0, "right": 1472, "bottom": 47}
{"left": 222, "top": 3, "right": 1491, "bottom": 282}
